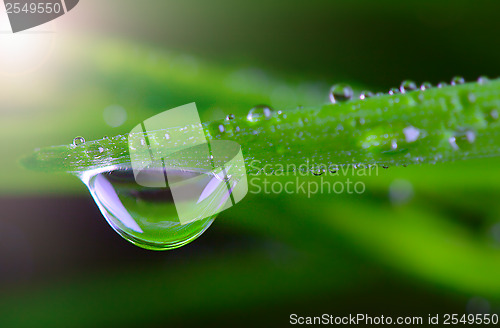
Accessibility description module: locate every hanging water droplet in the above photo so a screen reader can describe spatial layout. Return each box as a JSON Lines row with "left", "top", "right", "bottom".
{"left": 359, "top": 91, "right": 374, "bottom": 100}
{"left": 451, "top": 76, "right": 465, "bottom": 85}
{"left": 73, "top": 136, "right": 85, "bottom": 146}
{"left": 247, "top": 105, "right": 273, "bottom": 122}
{"left": 477, "top": 76, "right": 490, "bottom": 85}
{"left": 420, "top": 82, "right": 432, "bottom": 90}
{"left": 400, "top": 80, "right": 417, "bottom": 93}
{"left": 388, "top": 88, "right": 400, "bottom": 95}
{"left": 329, "top": 84, "right": 353, "bottom": 103}
{"left": 225, "top": 114, "right": 235, "bottom": 121}
{"left": 78, "top": 165, "right": 238, "bottom": 250}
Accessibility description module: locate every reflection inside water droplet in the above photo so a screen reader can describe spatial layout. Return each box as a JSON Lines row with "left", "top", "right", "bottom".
{"left": 247, "top": 105, "right": 273, "bottom": 122}
{"left": 400, "top": 80, "right": 417, "bottom": 93}
{"left": 73, "top": 136, "right": 85, "bottom": 146}
{"left": 329, "top": 84, "right": 353, "bottom": 103}
{"left": 78, "top": 165, "right": 235, "bottom": 250}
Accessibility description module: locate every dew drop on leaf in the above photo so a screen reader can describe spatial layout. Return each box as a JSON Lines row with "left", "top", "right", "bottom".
{"left": 225, "top": 114, "right": 235, "bottom": 121}
{"left": 73, "top": 136, "right": 85, "bottom": 146}
{"left": 400, "top": 80, "right": 417, "bottom": 93}
{"left": 391, "top": 139, "right": 398, "bottom": 150}
{"left": 359, "top": 91, "right": 374, "bottom": 100}
{"left": 247, "top": 105, "right": 273, "bottom": 122}
{"left": 388, "top": 88, "right": 400, "bottom": 95}
{"left": 490, "top": 109, "right": 499, "bottom": 121}
{"left": 477, "top": 76, "right": 490, "bottom": 84}
{"left": 78, "top": 166, "right": 235, "bottom": 250}
{"left": 420, "top": 82, "right": 432, "bottom": 91}
{"left": 451, "top": 76, "right": 465, "bottom": 85}
{"left": 329, "top": 84, "right": 353, "bottom": 103}
{"left": 403, "top": 126, "right": 420, "bottom": 143}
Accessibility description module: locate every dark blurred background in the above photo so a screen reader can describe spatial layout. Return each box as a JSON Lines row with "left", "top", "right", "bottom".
{"left": 1, "top": 0, "right": 500, "bottom": 327}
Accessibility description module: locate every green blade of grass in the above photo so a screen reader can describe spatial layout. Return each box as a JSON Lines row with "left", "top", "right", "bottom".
{"left": 22, "top": 79, "right": 500, "bottom": 174}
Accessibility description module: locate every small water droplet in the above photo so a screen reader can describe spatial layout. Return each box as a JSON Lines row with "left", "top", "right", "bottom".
{"left": 448, "top": 136, "right": 459, "bottom": 150}
{"left": 329, "top": 84, "right": 354, "bottom": 103}
{"left": 400, "top": 80, "right": 417, "bottom": 93}
{"left": 247, "top": 105, "right": 273, "bottom": 122}
{"left": 73, "top": 136, "right": 85, "bottom": 146}
{"left": 477, "top": 76, "right": 490, "bottom": 84}
{"left": 437, "top": 82, "right": 448, "bottom": 88}
{"left": 218, "top": 125, "right": 225, "bottom": 133}
{"left": 359, "top": 91, "right": 374, "bottom": 100}
{"left": 490, "top": 109, "right": 499, "bottom": 120}
{"left": 451, "top": 76, "right": 465, "bottom": 85}
{"left": 164, "top": 133, "right": 171, "bottom": 140}
{"left": 391, "top": 139, "right": 398, "bottom": 150}
{"left": 453, "top": 130, "right": 476, "bottom": 150}
{"left": 225, "top": 114, "right": 235, "bottom": 121}
{"left": 103, "top": 135, "right": 109, "bottom": 140}
{"left": 403, "top": 126, "right": 420, "bottom": 143}
{"left": 311, "top": 167, "right": 324, "bottom": 176}
{"left": 388, "top": 88, "right": 400, "bottom": 95}
{"left": 420, "top": 82, "right": 432, "bottom": 90}
{"left": 465, "top": 130, "right": 476, "bottom": 143}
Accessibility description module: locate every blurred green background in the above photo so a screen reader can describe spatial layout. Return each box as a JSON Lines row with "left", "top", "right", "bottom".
{"left": 1, "top": 0, "right": 500, "bottom": 327}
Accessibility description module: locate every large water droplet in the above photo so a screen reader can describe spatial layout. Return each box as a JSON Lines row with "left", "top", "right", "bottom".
{"left": 73, "top": 136, "right": 85, "bottom": 146}
{"left": 247, "top": 105, "right": 273, "bottom": 122}
{"left": 329, "top": 84, "right": 353, "bottom": 103}
{"left": 78, "top": 165, "right": 234, "bottom": 250}
{"left": 400, "top": 80, "right": 417, "bottom": 93}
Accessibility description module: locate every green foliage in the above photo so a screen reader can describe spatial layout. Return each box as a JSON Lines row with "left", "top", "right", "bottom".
{"left": 22, "top": 78, "right": 500, "bottom": 174}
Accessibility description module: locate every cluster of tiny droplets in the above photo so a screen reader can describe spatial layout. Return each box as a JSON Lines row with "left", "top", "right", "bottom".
{"left": 71, "top": 75, "right": 494, "bottom": 171}
{"left": 352, "top": 75, "right": 492, "bottom": 101}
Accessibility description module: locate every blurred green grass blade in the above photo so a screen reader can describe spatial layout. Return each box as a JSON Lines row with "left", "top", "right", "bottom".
{"left": 0, "top": 247, "right": 358, "bottom": 328}
{"left": 270, "top": 193, "right": 500, "bottom": 298}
